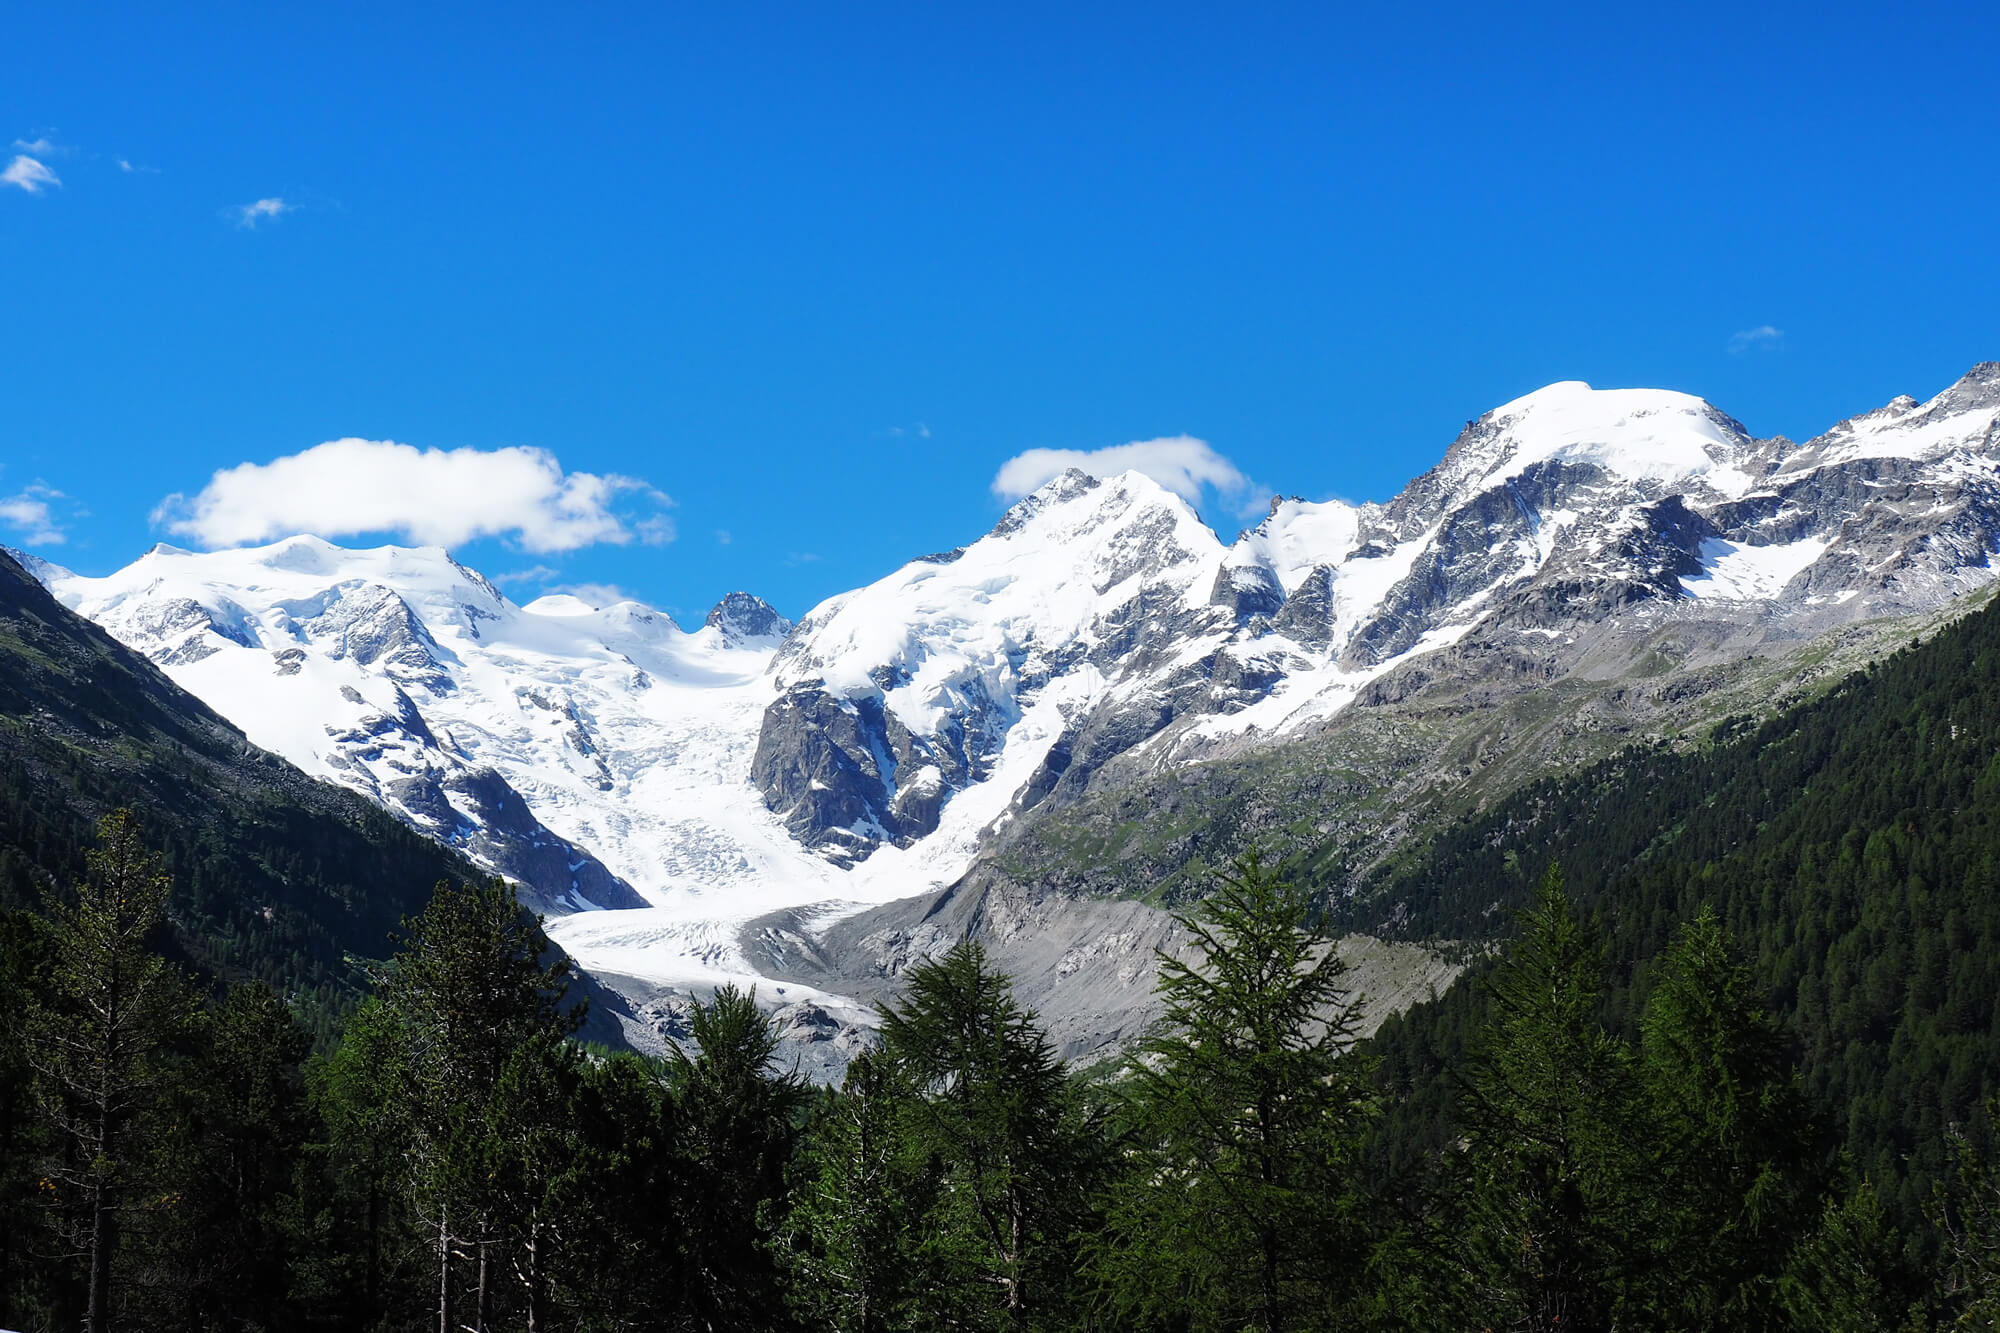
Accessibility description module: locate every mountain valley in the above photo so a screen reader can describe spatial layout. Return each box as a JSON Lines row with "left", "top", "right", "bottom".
{"left": 18, "top": 363, "right": 2000, "bottom": 1069}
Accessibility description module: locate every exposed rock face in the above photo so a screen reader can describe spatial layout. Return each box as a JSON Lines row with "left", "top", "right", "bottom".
{"left": 705, "top": 591, "right": 793, "bottom": 645}
{"left": 750, "top": 468, "right": 1235, "bottom": 857}
{"left": 741, "top": 369, "right": 2000, "bottom": 876}
{"left": 22, "top": 365, "right": 2000, "bottom": 1072}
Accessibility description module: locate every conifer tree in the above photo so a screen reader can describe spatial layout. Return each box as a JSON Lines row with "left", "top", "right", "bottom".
{"left": 568, "top": 1049, "right": 686, "bottom": 1325}
{"left": 486, "top": 1028, "right": 589, "bottom": 1333}
{"left": 377, "top": 876, "right": 578, "bottom": 1333}
{"left": 1637, "top": 906, "right": 1823, "bottom": 1326}
{"left": 666, "top": 983, "right": 807, "bottom": 1332}
{"left": 871, "top": 941, "right": 1090, "bottom": 1332}
{"left": 781, "top": 1049, "right": 930, "bottom": 1333}
{"left": 1091, "top": 853, "right": 1374, "bottom": 1333}
{"left": 171, "top": 981, "right": 316, "bottom": 1330}
{"left": 23, "top": 810, "right": 191, "bottom": 1333}
{"left": 1459, "top": 863, "right": 1642, "bottom": 1333}
{"left": 1780, "top": 1179, "right": 1928, "bottom": 1332}
{"left": 314, "top": 993, "right": 421, "bottom": 1323}
{"left": 0, "top": 907, "right": 45, "bottom": 1321}
{"left": 1931, "top": 1096, "right": 2000, "bottom": 1328}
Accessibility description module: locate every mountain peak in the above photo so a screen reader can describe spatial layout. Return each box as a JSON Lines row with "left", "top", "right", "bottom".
{"left": 1935, "top": 360, "right": 2000, "bottom": 413}
{"left": 705, "top": 591, "right": 793, "bottom": 644}
{"left": 990, "top": 468, "right": 1104, "bottom": 538}
{"left": 1429, "top": 379, "right": 1756, "bottom": 506}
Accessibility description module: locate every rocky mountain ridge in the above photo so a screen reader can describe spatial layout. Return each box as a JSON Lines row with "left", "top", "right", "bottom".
{"left": 19, "top": 363, "right": 2000, "bottom": 1070}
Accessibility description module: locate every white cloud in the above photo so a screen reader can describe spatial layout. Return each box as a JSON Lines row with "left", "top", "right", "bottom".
{"left": 232, "top": 197, "right": 294, "bottom": 228}
{"left": 0, "top": 484, "right": 67, "bottom": 545}
{"left": 117, "top": 157, "right": 159, "bottom": 175}
{"left": 551, "top": 582, "right": 642, "bottom": 609}
{"left": 1729, "top": 325, "right": 1784, "bottom": 355}
{"left": 714, "top": 528, "right": 733, "bottom": 546}
{"left": 2, "top": 156, "right": 60, "bottom": 194}
{"left": 491, "top": 564, "right": 561, "bottom": 587}
{"left": 153, "top": 439, "right": 676, "bottom": 553}
{"left": 11, "top": 136, "right": 58, "bottom": 154}
{"left": 992, "top": 435, "right": 1255, "bottom": 509}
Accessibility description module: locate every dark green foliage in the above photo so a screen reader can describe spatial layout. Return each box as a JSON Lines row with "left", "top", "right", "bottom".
{"left": 1780, "top": 1180, "right": 1930, "bottom": 1332}
{"left": 21, "top": 810, "right": 196, "bottom": 1332}
{"left": 0, "top": 549, "right": 485, "bottom": 1042}
{"left": 784, "top": 942, "right": 1100, "bottom": 1332}
{"left": 165, "top": 982, "right": 319, "bottom": 1329}
{"left": 0, "top": 907, "right": 51, "bottom": 1319}
{"left": 312, "top": 993, "right": 424, "bottom": 1324}
{"left": 1351, "top": 587, "right": 2000, "bottom": 1234}
{"left": 377, "top": 875, "right": 580, "bottom": 1332}
{"left": 561, "top": 1049, "right": 686, "bottom": 1327}
{"left": 666, "top": 984, "right": 809, "bottom": 1331}
{"left": 783, "top": 1050, "right": 933, "bottom": 1333}
{"left": 1636, "top": 906, "right": 1825, "bottom": 1327}
{"left": 1092, "top": 854, "right": 1376, "bottom": 1332}
{"left": 1931, "top": 1097, "right": 2000, "bottom": 1327}
{"left": 1455, "top": 865, "right": 1643, "bottom": 1332}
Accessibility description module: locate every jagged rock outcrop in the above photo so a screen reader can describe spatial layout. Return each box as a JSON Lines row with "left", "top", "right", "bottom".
{"left": 22, "top": 364, "right": 2000, "bottom": 1071}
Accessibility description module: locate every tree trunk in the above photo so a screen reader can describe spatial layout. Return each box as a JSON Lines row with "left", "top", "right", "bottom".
{"left": 365, "top": 1175, "right": 382, "bottom": 1320}
{"left": 437, "top": 1210, "right": 452, "bottom": 1333}
{"left": 1258, "top": 1091, "right": 1279, "bottom": 1333}
{"left": 475, "top": 1235, "right": 490, "bottom": 1333}
{"left": 86, "top": 1181, "right": 111, "bottom": 1333}
{"left": 524, "top": 1220, "right": 542, "bottom": 1333}
{"left": 1007, "top": 1189, "right": 1026, "bottom": 1329}
{"left": 86, "top": 1055, "right": 115, "bottom": 1333}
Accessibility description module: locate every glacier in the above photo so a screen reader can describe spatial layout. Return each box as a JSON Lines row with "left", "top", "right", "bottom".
{"left": 21, "top": 363, "right": 2000, "bottom": 1057}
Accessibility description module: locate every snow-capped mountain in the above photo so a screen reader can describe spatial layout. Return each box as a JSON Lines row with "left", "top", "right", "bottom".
{"left": 24, "top": 363, "right": 2000, "bottom": 1031}
{"left": 748, "top": 365, "right": 2000, "bottom": 861}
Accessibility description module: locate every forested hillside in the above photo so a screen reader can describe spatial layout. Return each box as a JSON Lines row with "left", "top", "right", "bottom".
{"left": 1356, "top": 583, "right": 2000, "bottom": 1230}
{"left": 0, "top": 549, "right": 482, "bottom": 1033}
{"left": 14, "top": 821, "right": 2000, "bottom": 1330}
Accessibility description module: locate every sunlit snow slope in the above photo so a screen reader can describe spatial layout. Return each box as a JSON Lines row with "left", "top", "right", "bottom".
{"left": 29, "top": 365, "right": 2000, "bottom": 998}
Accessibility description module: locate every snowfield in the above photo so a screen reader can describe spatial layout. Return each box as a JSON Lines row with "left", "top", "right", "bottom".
{"left": 23, "top": 367, "right": 2000, "bottom": 1006}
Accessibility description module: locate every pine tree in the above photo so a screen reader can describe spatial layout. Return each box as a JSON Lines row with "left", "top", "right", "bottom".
{"left": 314, "top": 993, "right": 421, "bottom": 1324}
{"left": 1637, "top": 906, "right": 1824, "bottom": 1326}
{"left": 667, "top": 984, "right": 808, "bottom": 1331}
{"left": 169, "top": 981, "right": 317, "bottom": 1330}
{"left": 567, "top": 1049, "right": 686, "bottom": 1326}
{"left": 1780, "top": 1179, "right": 1928, "bottom": 1332}
{"left": 0, "top": 907, "right": 47, "bottom": 1322}
{"left": 1091, "top": 852, "right": 1374, "bottom": 1333}
{"left": 486, "top": 1029, "right": 588, "bottom": 1333}
{"left": 781, "top": 1050, "right": 930, "bottom": 1333}
{"left": 1931, "top": 1096, "right": 2000, "bottom": 1328}
{"left": 1459, "top": 863, "right": 1642, "bottom": 1333}
{"left": 377, "top": 876, "right": 578, "bottom": 1333}
{"left": 871, "top": 941, "right": 1090, "bottom": 1332}
{"left": 22, "top": 810, "right": 192, "bottom": 1333}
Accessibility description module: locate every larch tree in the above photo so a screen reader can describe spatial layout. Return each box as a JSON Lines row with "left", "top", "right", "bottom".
{"left": 378, "top": 876, "right": 578, "bottom": 1333}
{"left": 1092, "top": 853, "right": 1375, "bottom": 1333}
{"left": 1459, "top": 863, "right": 1644, "bottom": 1333}
{"left": 23, "top": 810, "right": 191, "bottom": 1333}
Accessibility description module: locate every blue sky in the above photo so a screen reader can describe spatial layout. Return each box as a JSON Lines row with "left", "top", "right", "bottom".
{"left": 3, "top": 2, "right": 1996, "bottom": 622}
